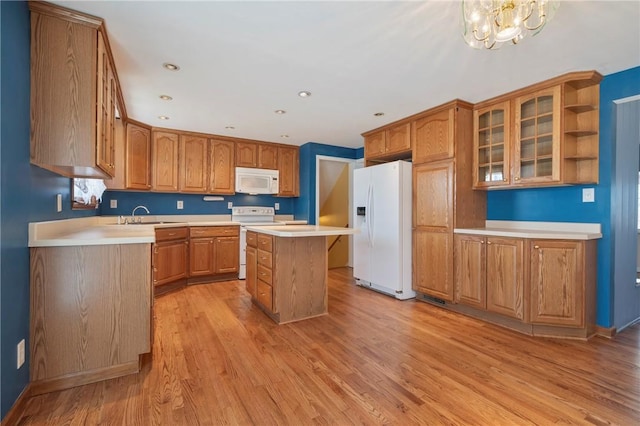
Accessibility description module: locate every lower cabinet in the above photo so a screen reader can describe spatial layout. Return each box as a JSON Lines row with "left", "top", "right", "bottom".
{"left": 413, "top": 230, "right": 454, "bottom": 301}
{"left": 153, "top": 227, "right": 189, "bottom": 295}
{"left": 454, "top": 233, "right": 596, "bottom": 339}
{"left": 188, "top": 226, "right": 239, "bottom": 282}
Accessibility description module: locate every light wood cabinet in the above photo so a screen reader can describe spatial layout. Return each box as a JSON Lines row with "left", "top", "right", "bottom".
{"left": 104, "top": 111, "right": 126, "bottom": 190}
{"left": 530, "top": 240, "right": 595, "bottom": 330}
{"left": 179, "top": 134, "right": 209, "bottom": 193}
{"left": 210, "top": 139, "right": 235, "bottom": 194}
{"left": 413, "top": 108, "right": 454, "bottom": 164}
{"left": 29, "top": 2, "right": 124, "bottom": 179}
{"left": 456, "top": 235, "right": 525, "bottom": 320}
{"left": 125, "top": 122, "right": 152, "bottom": 190}
{"left": 246, "top": 237, "right": 258, "bottom": 298}
{"left": 363, "top": 122, "right": 411, "bottom": 164}
{"left": 152, "top": 131, "right": 179, "bottom": 192}
{"left": 278, "top": 146, "right": 299, "bottom": 197}
{"left": 413, "top": 229, "right": 454, "bottom": 300}
{"left": 188, "top": 226, "right": 239, "bottom": 281}
{"left": 473, "top": 71, "right": 602, "bottom": 189}
{"left": 153, "top": 227, "right": 189, "bottom": 295}
{"left": 236, "top": 142, "right": 258, "bottom": 167}
{"left": 258, "top": 144, "right": 278, "bottom": 169}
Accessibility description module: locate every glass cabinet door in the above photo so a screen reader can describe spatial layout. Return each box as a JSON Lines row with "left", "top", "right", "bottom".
{"left": 514, "top": 86, "right": 561, "bottom": 184}
{"left": 474, "top": 101, "right": 510, "bottom": 188}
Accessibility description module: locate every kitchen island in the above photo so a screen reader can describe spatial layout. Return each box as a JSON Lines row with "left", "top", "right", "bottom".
{"left": 244, "top": 225, "right": 358, "bottom": 324}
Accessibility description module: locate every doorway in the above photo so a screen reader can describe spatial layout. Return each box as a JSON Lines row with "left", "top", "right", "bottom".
{"left": 315, "top": 156, "right": 356, "bottom": 268}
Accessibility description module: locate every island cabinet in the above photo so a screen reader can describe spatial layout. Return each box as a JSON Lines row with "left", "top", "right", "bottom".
{"left": 30, "top": 243, "right": 152, "bottom": 395}
{"left": 454, "top": 235, "right": 525, "bottom": 320}
{"left": 245, "top": 231, "right": 258, "bottom": 298}
{"left": 412, "top": 101, "right": 487, "bottom": 302}
{"left": 363, "top": 122, "right": 412, "bottom": 165}
{"left": 153, "top": 227, "right": 189, "bottom": 296}
{"left": 473, "top": 71, "right": 602, "bottom": 189}
{"left": 188, "top": 226, "right": 239, "bottom": 283}
{"left": 29, "top": 1, "right": 125, "bottom": 179}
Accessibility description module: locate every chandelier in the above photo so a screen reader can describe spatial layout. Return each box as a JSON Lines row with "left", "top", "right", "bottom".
{"left": 461, "top": 0, "right": 558, "bottom": 49}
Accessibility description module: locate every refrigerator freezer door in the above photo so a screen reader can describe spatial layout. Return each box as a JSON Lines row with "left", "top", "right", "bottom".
{"left": 353, "top": 167, "right": 371, "bottom": 282}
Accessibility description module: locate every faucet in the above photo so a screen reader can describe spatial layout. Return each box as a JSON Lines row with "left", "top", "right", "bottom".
{"left": 131, "top": 205, "right": 150, "bottom": 223}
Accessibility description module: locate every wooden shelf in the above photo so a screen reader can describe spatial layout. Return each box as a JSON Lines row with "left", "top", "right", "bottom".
{"left": 565, "top": 130, "right": 598, "bottom": 137}
{"left": 564, "top": 155, "right": 598, "bottom": 160}
{"left": 565, "top": 104, "right": 597, "bottom": 113}
{"left": 478, "top": 161, "right": 504, "bottom": 168}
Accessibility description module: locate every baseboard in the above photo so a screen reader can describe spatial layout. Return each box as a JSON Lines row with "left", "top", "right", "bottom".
{"left": 1, "top": 383, "right": 31, "bottom": 426}
{"left": 595, "top": 325, "right": 617, "bottom": 338}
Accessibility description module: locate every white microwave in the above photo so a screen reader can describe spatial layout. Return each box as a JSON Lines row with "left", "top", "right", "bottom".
{"left": 235, "top": 167, "right": 279, "bottom": 195}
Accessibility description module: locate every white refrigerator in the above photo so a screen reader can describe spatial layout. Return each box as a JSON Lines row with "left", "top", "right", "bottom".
{"left": 352, "top": 160, "right": 415, "bottom": 300}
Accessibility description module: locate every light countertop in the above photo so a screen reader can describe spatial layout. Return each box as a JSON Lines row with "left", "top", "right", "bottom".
{"left": 454, "top": 221, "right": 602, "bottom": 240}
{"left": 244, "top": 225, "right": 358, "bottom": 238}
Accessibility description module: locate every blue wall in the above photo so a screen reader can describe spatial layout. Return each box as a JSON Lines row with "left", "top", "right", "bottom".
{"left": 487, "top": 66, "right": 640, "bottom": 327}
{"left": 0, "top": 1, "right": 97, "bottom": 418}
{"left": 100, "top": 191, "right": 294, "bottom": 216}
{"left": 295, "top": 142, "right": 360, "bottom": 224}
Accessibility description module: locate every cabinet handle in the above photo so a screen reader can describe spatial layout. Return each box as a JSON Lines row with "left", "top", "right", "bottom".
{"left": 480, "top": 241, "right": 485, "bottom": 244}
{"left": 487, "top": 241, "right": 492, "bottom": 245}
{"left": 514, "top": 177, "right": 520, "bottom": 181}
{"left": 503, "top": 178, "right": 507, "bottom": 182}
{"left": 168, "top": 232, "right": 176, "bottom": 236}
{"left": 534, "top": 245, "right": 540, "bottom": 249}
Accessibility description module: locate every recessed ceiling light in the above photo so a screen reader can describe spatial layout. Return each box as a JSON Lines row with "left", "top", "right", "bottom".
{"left": 374, "top": 112, "right": 385, "bottom": 117}
{"left": 162, "top": 63, "right": 180, "bottom": 71}
{"left": 298, "top": 91, "right": 311, "bottom": 98}
{"left": 158, "top": 115, "right": 170, "bottom": 120}
{"left": 159, "top": 95, "right": 173, "bottom": 101}
{"left": 225, "top": 126, "right": 235, "bottom": 130}
{"left": 275, "top": 109, "right": 286, "bottom": 114}
{"left": 280, "top": 134, "right": 289, "bottom": 138}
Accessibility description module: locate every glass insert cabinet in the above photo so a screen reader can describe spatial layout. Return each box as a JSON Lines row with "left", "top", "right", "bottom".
{"left": 472, "top": 71, "right": 600, "bottom": 189}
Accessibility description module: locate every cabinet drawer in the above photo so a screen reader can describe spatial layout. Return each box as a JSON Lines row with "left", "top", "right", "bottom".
{"left": 257, "top": 249, "right": 272, "bottom": 267}
{"left": 257, "top": 279, "right": 273, "bottom": 311}
{"left": 246, "top": 231, "right": 258, "bottom": 248}
{"left": 190, "top": 226, "right": 239, "bottom": 238}
{"left": 155, "top": 227, "right": 189, "bottom": 242}
{"left": 257, "top": 264, "right": 272, "bottom": 285}
{"left": 257, "top": 234, "right": 273, "bottom": 252}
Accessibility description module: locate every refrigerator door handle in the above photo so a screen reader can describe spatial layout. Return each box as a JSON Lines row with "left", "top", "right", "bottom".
{"left": 367, "top": 183, "right": 373, "bottom": 246}
{"left": 369, "top": 185, "right": 374, "bottom": 248}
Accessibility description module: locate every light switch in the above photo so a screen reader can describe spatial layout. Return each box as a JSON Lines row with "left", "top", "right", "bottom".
{"left": 275, "top": 203, "right": 280, "bottom": 211}
{"left": 110, "top": 199, "right": 117, "bottom": 208}
{"left": 582, "top": 188, "right": 595, "bottom": 203}
{"left": 228, "top": 202, "right": 233, "bottom": 209}
{"left": 177, "top": 200, "right": 184, "bottom": 209}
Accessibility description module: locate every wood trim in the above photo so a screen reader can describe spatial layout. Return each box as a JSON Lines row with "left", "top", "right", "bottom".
{"left": 1, "top": 383, "right": 31, "bottom": 426}
{"left": 28, "top": 1, "right": 103, "bottom": 28}
{"left": 595, "top": 325, "right": 617, "bottom": 338}
{"left": 125, "top": 117, "right": 152, "bottom": 130}
{"left": 30, "top": 360, "right": 140, "bottom": 396}
{"left": 150, "top": 126, "right": 297, "bottom": 150}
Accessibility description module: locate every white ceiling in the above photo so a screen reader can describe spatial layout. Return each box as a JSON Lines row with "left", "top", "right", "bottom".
{"left": 53, "top": 1, "right": 640, "bottom": 149}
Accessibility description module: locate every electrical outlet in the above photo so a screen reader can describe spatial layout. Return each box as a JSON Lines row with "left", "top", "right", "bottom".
{"left": 228, "top": 202, "right": 233, "bottom": 209}
{"left": 177, "top": 200, "right": 184, "bottom": 210}
{"left": 582, "top": 188, "right": 595, "bottom": 203}
{"left": 110, "top": 199, "right": 117, "bottom": 208}
{"left": 17, "top": 339, "right": 25, "bottom": 369}
{"left": 56, "top": 194, "right": 62, "bottom": 212}
{"left": 275, "top": 202, "right": 280, "bottom": 211}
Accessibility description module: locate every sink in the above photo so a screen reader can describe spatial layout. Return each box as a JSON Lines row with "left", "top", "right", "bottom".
{"left": 108, "top": 221, "right": 183, "bottom": 226}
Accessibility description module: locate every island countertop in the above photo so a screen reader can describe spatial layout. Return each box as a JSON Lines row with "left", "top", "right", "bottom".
{"left": 244, "top": 225, "right": 359, "bottom": 238}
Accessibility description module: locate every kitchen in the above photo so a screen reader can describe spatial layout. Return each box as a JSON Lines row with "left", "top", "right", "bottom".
{"left": 2, "top": 0, "right": 640, "bottom": 424}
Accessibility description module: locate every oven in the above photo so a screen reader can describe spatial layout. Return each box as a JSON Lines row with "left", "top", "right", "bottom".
{"left": 232, "top": 206, "right": 285, "bottom": 279}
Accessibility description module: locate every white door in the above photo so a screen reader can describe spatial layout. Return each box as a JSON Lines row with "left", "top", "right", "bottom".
{"left": 353, "top": 167, "right": 371, "bottom": 281}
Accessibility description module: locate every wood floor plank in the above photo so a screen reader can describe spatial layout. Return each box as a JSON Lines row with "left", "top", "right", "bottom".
{"left": 16, "top": 267, "right": 640, "bottom": 425}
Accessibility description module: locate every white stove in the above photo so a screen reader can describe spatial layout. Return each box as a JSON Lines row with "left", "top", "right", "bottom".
{"left": 232, "top": 206, "right": 285, "bottom": 279}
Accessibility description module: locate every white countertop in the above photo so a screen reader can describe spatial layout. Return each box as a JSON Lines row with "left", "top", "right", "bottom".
{"left": 29, "top": 215, "right": 308, "bottom": 247}
{"left": 454, "top": 221, "right": 602, "bottom": 240}
{"left": 244, "top": 225, "right": 358, "bottom": 238}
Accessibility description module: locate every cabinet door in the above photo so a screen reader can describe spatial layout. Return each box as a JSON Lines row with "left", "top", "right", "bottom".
{"left": 152, "top": 131, "right": 179, "bottom": 191}
{"left": 486, "top": 237, "right": 525, "bottom": 320}
{"left": 179, "top": 135, "right": 208, "bottom": 193}
{"left": 215, "top": 237, "right": 239, "bottom": 274}
{"left": 258, "top": 144, "right": 278, "bottom": 169}
{"left": 413, "top": 160, "right": 454, "bottom": 230}
{"left": 210, "top": 139, "right": 235, "bottom": 194}
{"left": 246, "top": 246, "right": 257, "bottom": 297}
{"left": 386, "top": 122, "right": 411, "bottom": 155}
{"left": 153, "top": 241, "right": 188, "bottom": 286}
{"left": 474, "top": 102, "right": 510, "bottom": 188}
{"left": 412, "top": 108, "right": 454, "bottom": 164}
{"left": 278, "top": 146, "right": 299, "bottom": 197}
{"left": 530, "top": 240, "right": 584, "bottom": 327}
{"left": 189, "top": 238, "right": 214, "bottom": 276}
{"left": 125, "top": 123, "right": 151, "bottom": 190}
{"left": 364, "top": 131, "right": 386, "bottom": 159}
{"left": 514, "top": 86, "right": 561, "bottom": 185}
{"left": 236, "top": 142, "right": 258, "bottom": 167}
{"left": 413, "top": 230, "right": 454, "bottom": 301}
{"left": 454, "top": 234, "right": 486, "bottom": 309}
{"left": 96, "top": 31, "right": 115, "bottom": 177}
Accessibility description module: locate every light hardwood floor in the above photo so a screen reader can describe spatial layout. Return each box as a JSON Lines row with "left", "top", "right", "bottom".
{"left": 17, "top": 268, "right": 640, "bottom": 425}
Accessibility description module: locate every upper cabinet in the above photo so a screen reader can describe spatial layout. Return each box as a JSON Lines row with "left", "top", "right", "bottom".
{"left": 209, "top": 139, "right": 235, "bottom": 195}
{"left": 258, "top": 144, "right": 278, "bottom": 169}
{"left": 363, "top": 122, "right": 411, "bottom": 164}
{"left": 29, "top": 2, "right": 125, "bottom": 179}
{"left": 277, "top": 146, "right": 299, "bottom": 197}
{"left": 236, "top": 142, "right": 258, "bottom": 167}
{"left": 125, "top": 122, "right": 152, "bottom": 190}
{"left": 179, "top": 134, "right": 209, "bottom": 193}
{"left": 413, "top": 108, "right": 455, "bottom": 164}
{"left": 472, "top": 71, "right": 602, "bottom": 189}
{"left": 152, "top": 131, "right": 180, "bottom": 192}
